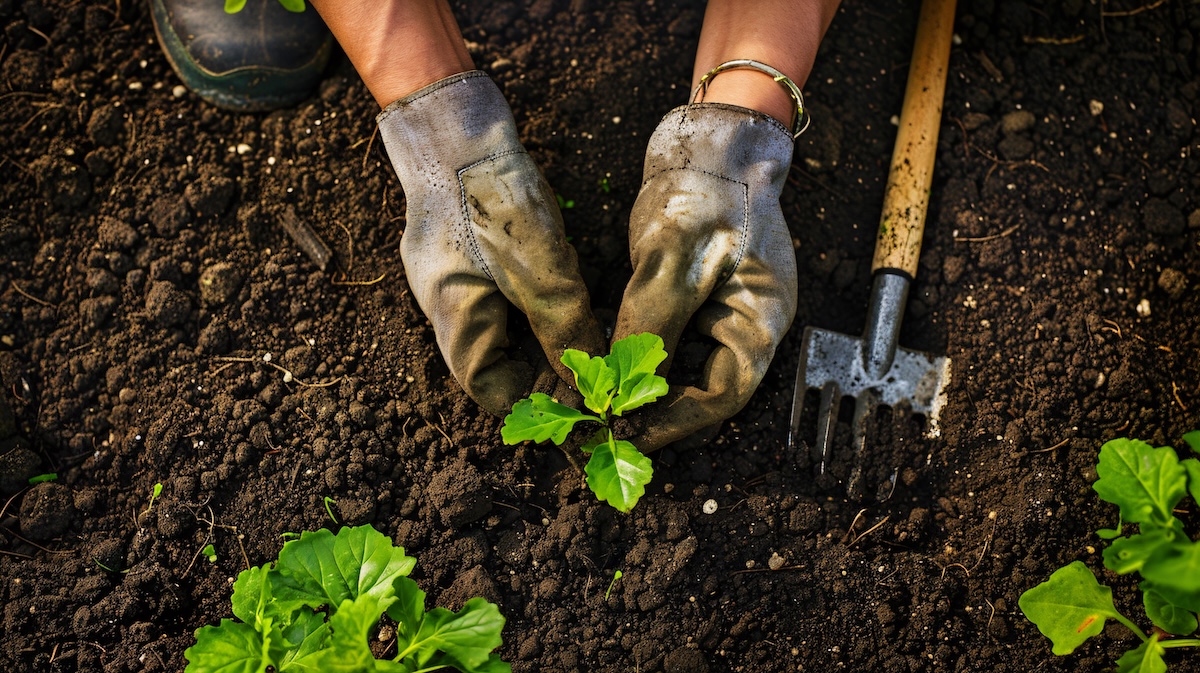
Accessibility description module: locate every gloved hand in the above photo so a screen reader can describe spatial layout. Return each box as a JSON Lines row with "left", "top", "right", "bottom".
{"left": 377, "top": 71, "right": 605, "bottom": 416}
{"left": 613, "top": 103, "right": 797, "bottom": 451}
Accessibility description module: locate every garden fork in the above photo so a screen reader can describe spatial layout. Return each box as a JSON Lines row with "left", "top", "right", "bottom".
{"left": 788, "top": 0, "right": 956, "bottom": 500}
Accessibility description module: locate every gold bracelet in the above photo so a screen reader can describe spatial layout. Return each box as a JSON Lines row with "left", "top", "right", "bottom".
{"left": 691, "top": 59, "right": 810, "bottom": 139}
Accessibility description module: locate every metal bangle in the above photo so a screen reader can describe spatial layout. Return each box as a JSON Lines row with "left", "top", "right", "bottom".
{"left": 691, "top": 59, "right": 810, "bottom": 139}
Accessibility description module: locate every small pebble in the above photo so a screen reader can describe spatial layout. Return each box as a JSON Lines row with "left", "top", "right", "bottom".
{"left": 768, "top": 552, "right": 785, "bottom": 570}
{"left": 1136, "top": 298, "right": 1151, "bottom": 317}
{"left": 172, "top": 85, "right": 186, "bottom": 98}
{"left": 702, "top": 499, "right": 718, "bottom": 515}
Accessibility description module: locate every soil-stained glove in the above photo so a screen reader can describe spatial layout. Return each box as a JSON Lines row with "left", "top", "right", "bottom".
{"left": 613, "top": 103, "right": 797, "bottom": 451}
{"left": 377, "top": 71, "right": 605, "bottom": 416}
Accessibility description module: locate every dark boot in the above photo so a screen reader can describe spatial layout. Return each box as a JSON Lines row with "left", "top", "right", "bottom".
{"left": 149, "top": 0, "right": 333, "bottom": 112}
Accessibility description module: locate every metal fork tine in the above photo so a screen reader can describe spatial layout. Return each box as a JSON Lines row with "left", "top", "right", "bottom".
{"left": 812, "top": 380, "right": 841, "bottom": 475}
{"left": 846, "top": 388, "right": 879, "bottom": 501}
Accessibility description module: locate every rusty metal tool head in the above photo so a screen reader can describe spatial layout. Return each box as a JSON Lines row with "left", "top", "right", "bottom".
{"left": 789, "top": 0, "right": 956, "bottom": 500}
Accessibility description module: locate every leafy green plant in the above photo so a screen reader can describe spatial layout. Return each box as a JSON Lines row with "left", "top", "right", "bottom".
{"left": 202, "top": 544, "right": 217, "bottom": 563}
{"left": 184, "top": 524, "right": 510, "bottom": 673}
{"left": 1019, "top": 432, "right": 1200, "bottom": 671}
{"left": 501, "top": 333, "right": 668, "bottom": 513}
{"left": 225, "top": 0, "right": 305, "bottom": 13}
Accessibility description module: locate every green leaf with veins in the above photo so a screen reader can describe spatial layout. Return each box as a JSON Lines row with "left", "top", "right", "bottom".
{"left": 584, "top": 433, "right": 653, "bottom": 513}
{"left": 1183, "top": 431, "right": 1200, "bottom": 454}
{"left": 1115, "top": 635, "right": 1167, "bottom": 673}
{"left": 1018, "top": 561, "right": 1128, "bottom": 655}
{"left": 1184, "top": 458, "right": 1200, "bottom": 509}
{"left": 184, "top": 619, "right": 280, "bottom": 673}
{"left": 275, "top": 609, "right": 329, "bottom": 672}
{"left": 1093, "top": 438, "right": 1186, "bottom": 526}
{"left": 501, "top": 393, "right": 601, "bottom": 445}
{"left": 272, "top": 527, "right": 416, "bottom": 617}
{"left": 306, "top": 597, "right": 388, "bottom": 672}
{"left": 231, "top": 565, "right": 274, "bottom": 629}
{"left": 561, "top": 349, "right": 616, "bottom": 415}
{"left": 1141, "top": 538, "right": 1200, "bottom": 613}
{"left": 1141, "top": 584, "right": 1198, "bottom": 636}
{"left": 1102, "top": 524, "right": 1183, "bottom": 575}
{"left": 604, "top": 333, "right": 669, "bottom": 415}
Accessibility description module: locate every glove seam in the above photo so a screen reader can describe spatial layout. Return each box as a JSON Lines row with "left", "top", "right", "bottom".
{"left": 457, "top": 148, "right": 530, "bottom": 281}
{"left": 641, "top": 166, "right": 750, "bottom": 283}
{"left": 377, "top": 70, "right": 490, "bottom": 124}
{"left": 672, "top": 102, "right": 793, "bottom": 141}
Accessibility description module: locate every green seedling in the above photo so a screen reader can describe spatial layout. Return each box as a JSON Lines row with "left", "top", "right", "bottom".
{"left": 225, "top": 0, "right": 304, "bottom": 13}
{"left": 598, "top": 176, "right": 611, "bottom": 194}
{"left": 1019, "top": 432, "right": 1200, "bottom": 671}
{"left": 323, "top": 496, "right": 338, "bottom": 524}
{"left": 144, "top": 482, "right": 164, "bottom": 515}
{"left": 202, "top": 544, "right": 217, "bottom": 563}
{"left": 185, "top": 524, "right": 510, "bottom": 673}
{"left": 280, "top": 532, "right": 301, "bottom": 540}
{"left": 556, "top": 194, "right": 575, "bottom": 209}
{"left": 605, "top": 570, "right": 623, "bottom": 601}
{"left": 27, "top": 473, "right": 57, "bottom": 484}
{"left": 501, "top": 332, "right": 668, "bottom": 512}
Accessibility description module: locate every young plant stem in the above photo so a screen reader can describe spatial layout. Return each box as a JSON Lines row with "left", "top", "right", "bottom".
{"left": 1160, "top": 639, "right": 1200, "bottom": 648}
{"left": 1115, "top": 613, "right": 1150, "bottom": 642}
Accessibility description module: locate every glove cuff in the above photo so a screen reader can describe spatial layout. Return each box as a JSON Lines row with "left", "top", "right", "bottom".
{"left": 643, "top": 103, "right": 794, "bottom": 191}
{"left": 376, "top": 71, "right": 523, "bottom": 188}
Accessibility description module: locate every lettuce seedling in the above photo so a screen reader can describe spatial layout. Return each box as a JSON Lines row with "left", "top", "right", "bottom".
{"left": 501, "top": 333, "right": 668, "bottom": 512}
{"left": 1019, "top": 432, "right": 1200, "bottom": 671}
{"left": 184, "top": 524, "right": 510, "bottom": 673}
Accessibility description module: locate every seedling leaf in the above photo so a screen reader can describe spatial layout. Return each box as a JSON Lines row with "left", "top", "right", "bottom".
{"left": 501, "top": 393, "right": 600, "bottom": 445}
{"left": 1183, "top": 431, "right": 1200, "bottom": 454}
{"left": 184, "top": 619, "right": 277, "bottom": 673}
{"left": 276, "top": 609, "right": 329, "bottom": 671}
{"left": 272, "top": 526, "right": 416, "bottom": 616}
{"left": 1094, "top": 438, "right": 1186, "bottom": 526}
{"left": 1140, "top": 538, "right": 1200, "bottom": 613}
{"left": 277, "top": 0, "right": 306, "bottom": 13}
{"left": 1141, "top": 585, "right": 1198, "bottom": 636}
{"left": 306, "top": 597, "right": 387, "bottom": 671}
{"left": 414, "top": 599, "right": 506, "bottom": 669}
{"left": 187, "top": 525, "right": 508, "bottom": 673}
{"left": 605, "top": 333, "right": 668, "bottom": 415}
{"left": 1184, "top": 458, "right": 1200, "bottom": 511}
{"left": 1102, "top": 525, "right": 1181, "bottom": 575}
{"left": 231, "top": 565, "right": 273, "bottom": 629}
{"left": 584, "top": 435, "right": 653, "bottom": 513}
{"left": 1114, "top": 635, "right": 1167, "bottom": 673}
{"left": 561, "top": 349, "right": 616, "bottom": 415}
{"left": 224, "top": 0, "right": 248, "bottom": 14}
{"left": 1018, "top": 561, "right": 1123, "bottom": 655}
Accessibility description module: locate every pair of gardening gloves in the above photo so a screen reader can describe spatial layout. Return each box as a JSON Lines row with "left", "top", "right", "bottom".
{"left": 378, "top": 72, "right": 796, "bottom": 452}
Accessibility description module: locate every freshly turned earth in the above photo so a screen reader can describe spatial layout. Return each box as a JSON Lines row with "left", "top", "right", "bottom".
{"left": 1, "top": 1, "right": 1199, "bottom": 671}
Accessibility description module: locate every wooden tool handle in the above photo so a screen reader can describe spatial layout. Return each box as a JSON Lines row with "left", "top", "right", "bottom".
{"left": 872, "top": 0, "right": 957, "bottom": 277}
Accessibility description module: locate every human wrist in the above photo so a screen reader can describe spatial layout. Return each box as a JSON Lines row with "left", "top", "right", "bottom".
{"left": 695, "top": 68, "right": 799, "bottom": 132}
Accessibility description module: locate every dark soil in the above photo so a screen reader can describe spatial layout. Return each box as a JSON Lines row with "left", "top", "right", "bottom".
{"left": 2, "top": 1, "right": 1199, "bottom": 671}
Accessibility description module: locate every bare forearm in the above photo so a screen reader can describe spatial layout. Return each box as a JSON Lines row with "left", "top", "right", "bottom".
{"left": 693, "top": 0, "right": 841, "bottom": 130}
{"left": 309, "top": 0, "right": 473, "bottom": 107}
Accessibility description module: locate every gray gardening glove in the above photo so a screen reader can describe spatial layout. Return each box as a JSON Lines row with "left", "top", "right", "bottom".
{"left": 613, "top": 103, "right": 798, "bottom": 451}
{"left": 378, "top": 71, "right": 605, "bottom": 416}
